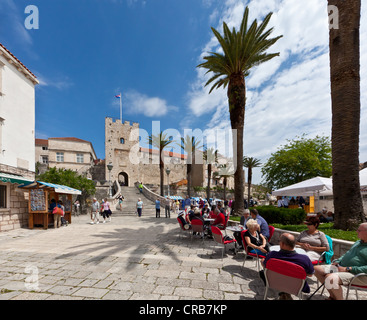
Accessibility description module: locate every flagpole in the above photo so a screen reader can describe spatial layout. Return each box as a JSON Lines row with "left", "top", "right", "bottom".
{"left": 120, "top": 92, "right": 122, "bottom": 123}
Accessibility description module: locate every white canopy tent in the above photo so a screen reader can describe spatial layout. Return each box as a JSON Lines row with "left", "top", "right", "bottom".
{"left": 272, "top": 176, "right": 333, "bottom": 213}
{"left": 361, "top": 168, "right": 367, "bottom": 194}
{"left": 272, "top": 176, "right": 333, "bottom": 197}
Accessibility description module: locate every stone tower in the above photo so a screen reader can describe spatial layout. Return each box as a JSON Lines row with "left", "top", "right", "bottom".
{"left": 105, "top": 117, "right": 140, "bottom": 187}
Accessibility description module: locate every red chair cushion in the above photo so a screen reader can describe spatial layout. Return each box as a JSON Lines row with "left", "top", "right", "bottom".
{"left": 266, "top": 258, "right": 307, "bottom": 279}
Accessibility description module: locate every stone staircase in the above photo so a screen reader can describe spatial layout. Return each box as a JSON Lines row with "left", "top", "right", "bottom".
{"left": 112, "top": 186, "right": 156, "bottom": 215}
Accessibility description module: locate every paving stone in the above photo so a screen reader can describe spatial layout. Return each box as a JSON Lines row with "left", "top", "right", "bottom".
{"left": 173, "top": 287, "right": 203, "bottom": 298}
{"left": 0, "top": 213, "right": 365, "bottom": 302}
{"left": 72, "top": 287, "right": 109, "bottom": 299}
{"left": 11, "top": 292, "right": 52, "bottom": 300}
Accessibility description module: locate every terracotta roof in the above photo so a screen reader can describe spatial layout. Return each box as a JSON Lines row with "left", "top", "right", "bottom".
{"left": 49, "top": 137, "right": 90, "bottom": 143}
{"left": 139, "top": 147, "right": 187, "bottom": 160}
{"left": 0, "top": 43, "right": 38, "bottom": 82}
{"left": 35, "top": 139, "right": 48, "bottom": 146}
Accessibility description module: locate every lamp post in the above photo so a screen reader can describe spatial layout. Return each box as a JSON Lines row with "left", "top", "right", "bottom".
{"left": 165, "top": 167, "right": 171, "bottom": 197}
{"left": 107, "top": 162, "right": 113, "bottom": 197}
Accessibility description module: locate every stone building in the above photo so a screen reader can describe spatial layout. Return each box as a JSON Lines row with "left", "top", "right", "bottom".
{"left": 35, "top": 137, "right": 97, "bottom": 177}
{"left": 0, "top": 43, "right": 38, "bottom": 231}
{"left": 104, "top": 117, "right": 207, "bottom": 189}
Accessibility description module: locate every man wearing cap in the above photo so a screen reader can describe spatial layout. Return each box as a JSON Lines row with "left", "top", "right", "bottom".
{"left": 91, "top": 198, "right": 100, "bottom": 224}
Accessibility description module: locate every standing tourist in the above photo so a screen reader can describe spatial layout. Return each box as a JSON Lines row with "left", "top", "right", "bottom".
{"left": 165, "top": 197, "right": 171, "bottom": 218}
{"left": 155, "top": 198, "right": 161, "bottom": 218}
{"left": 136, "top": 198, "right": 144, "bottom": 217}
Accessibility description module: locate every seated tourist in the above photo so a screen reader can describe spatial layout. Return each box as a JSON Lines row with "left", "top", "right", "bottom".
{"left": 243, "top": 219, "right": 270, "bottom": 255}
{"left": 260, "top": 233, "right": 315, "bottom": 300}
{"left": 212, "top": 208, "right": 226, "bottom": 229}
{"left": 314, "top": 223, "right": 367, "bottom": 300}
{"left": 208, "top": 205, "right": 218, "bottom": 219}
{"left": 250, "top": 208, "right": 270, "bottom": 240}
{"left": 240, "top": 209, "right": 251, "bottom": 228}
{"left": 296, "top": 216, "right": 330, "bottom": 261}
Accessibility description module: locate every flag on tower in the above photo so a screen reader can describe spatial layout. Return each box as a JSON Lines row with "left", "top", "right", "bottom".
{"left": 115, "top": 94, "right": 121, "bottom": 98}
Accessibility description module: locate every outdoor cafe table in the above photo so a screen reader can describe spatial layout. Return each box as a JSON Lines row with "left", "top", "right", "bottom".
{"left": 269, "top": 245, "right": 307, "bottom": 255}
{"left": 227, "top": 226, "right": 245, "bottom": 232}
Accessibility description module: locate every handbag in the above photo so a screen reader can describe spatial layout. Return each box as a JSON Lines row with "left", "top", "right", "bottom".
{"left": 52, "top": 207, "right": 63, "bottom": 215}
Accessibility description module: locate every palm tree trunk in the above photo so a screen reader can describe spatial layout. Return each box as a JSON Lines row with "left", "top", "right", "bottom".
{"left": 247, "top": 168, "right": 252, "bottom": 204}
{"left": 160, "top": 157, "right": 164, "bottom": 196}
{"left": 328, "top": 0, "right": 366, "bottom": 229}
{"left": 223, "top": 177, "right": 227, "bottom": 201}
{"left": 207, "top": 164, "right": 212, "bottom": 201}
{"left": 187, "top": 164, "right": 191, "bottom": 198}
{"left": 228, "top": 73, "right": 245, "bottom": 216}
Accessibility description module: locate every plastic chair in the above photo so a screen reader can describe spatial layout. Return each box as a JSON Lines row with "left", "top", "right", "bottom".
{"left": 268, "top": 225, "right": 275, "bottom": 243}
{"left": 191, "top": 219, "right": 205, "bottom": 244}
{"left": 177, "top": 217, "right": 190, "bottom": 239}
{"left": 312, "top": 235, "right": 333, "bottom": 265}
{"left": 211, "top": 226, "right": 237, "bottom": 260}
{"left": 264, "top": 258, "right": 307, "bottom": 300}
{"left": 241, "top": 229, "right": 267, "bottom": 271}
{"left": 346, "top": 273, "right": 367, "bottom": 300}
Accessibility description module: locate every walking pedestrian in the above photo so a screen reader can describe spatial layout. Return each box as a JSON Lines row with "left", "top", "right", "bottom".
{"left": 91, "top": 198, "right": 100, "bottom": 224}
{"left": 118, "top": 193, "right": 124, "bottom": 211}
{"left": 102, "top": 198, "right": 112, "bottom": 223}
{"left": 137, "top": 198, "right": 144, "bottom": 217}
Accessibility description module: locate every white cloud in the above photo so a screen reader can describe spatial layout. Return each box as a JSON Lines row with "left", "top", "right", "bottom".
{"left": 122, "top": 90, "right": 178, "bottom": 117}
{"left": 187, "top": 0, "right": 367, "bottom": 184}
{"left": 35, "top": 73, "right": 73, "bottom": 90}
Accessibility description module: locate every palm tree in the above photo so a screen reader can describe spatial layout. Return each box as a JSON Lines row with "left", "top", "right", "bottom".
{"left": 216, "top": 164, "right": 234, "bottom": 201}
{"left": 197, "top": 6, "right": 282, "bottom": 215}
{"left": 327, "top": 0, "right": 366, "bottom": 229}
{"left": 243, "top": 156, "right": 261, "bottom": 205}
{"left": 203, "top": 147, "right": 218, "bottom": 201}
{"left": 148, "top": 132, "right": 173, "bottom": 196}
{"left": 179, "top": 135, "right": 202, "bottom": 198}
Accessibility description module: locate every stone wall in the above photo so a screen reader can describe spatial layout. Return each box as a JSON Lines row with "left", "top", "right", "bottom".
{"left": 0, "top": 184, "right": 29, "bottom": 232}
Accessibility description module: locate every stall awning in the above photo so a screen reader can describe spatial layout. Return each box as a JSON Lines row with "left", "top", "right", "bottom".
{"left": 169, "top": 196, "right": 184, "bottom": 200}
{"left": 0, "top": 172, "right": 34, "bottom": 185}
{"left": 20, "top": 181, "right": 82, "bottom": 195}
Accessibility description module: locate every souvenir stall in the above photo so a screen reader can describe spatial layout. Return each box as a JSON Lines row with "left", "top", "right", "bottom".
{"left": 20, "top": 181, "right": 82, "bottom": 229}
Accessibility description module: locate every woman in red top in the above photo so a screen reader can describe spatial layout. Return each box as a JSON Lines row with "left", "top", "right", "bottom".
{"left": 213, "top": 210, "right": 226, "bottom": 228}
{"left": 208, "top": 205, "right": 218, "bottom": 219}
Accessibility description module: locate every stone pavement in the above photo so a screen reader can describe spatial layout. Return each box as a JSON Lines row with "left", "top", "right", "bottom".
{"left": 0, "top": 208, "right": 365, "bottom": 302}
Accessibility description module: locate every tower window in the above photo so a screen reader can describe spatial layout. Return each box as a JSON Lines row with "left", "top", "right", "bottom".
{"left": 120, "top": 138, "right": 125, "bottom": 144}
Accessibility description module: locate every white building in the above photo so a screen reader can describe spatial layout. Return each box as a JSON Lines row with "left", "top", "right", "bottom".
{"left": 0, "top": 43, "right": 39, "bottom": 231}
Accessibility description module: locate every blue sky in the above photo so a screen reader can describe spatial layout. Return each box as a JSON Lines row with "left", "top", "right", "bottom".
{"left": 1, "top": 0, "right": 366, "bottom": 185}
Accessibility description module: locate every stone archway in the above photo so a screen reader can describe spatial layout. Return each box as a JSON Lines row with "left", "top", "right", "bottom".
{"left": 118, "top": 172, "right": 129, "bottom": 187}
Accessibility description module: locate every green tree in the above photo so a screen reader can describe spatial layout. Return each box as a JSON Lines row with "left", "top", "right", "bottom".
{"left": 148, "top": 132, "right": 174, "bottom": 196}
{"left": 327, "top": 0, "right": 365, "bottom": 229}
{"left": 197, "top": 6, "right": 282, "bottom": 215}
{"left": 243, "top": 156, "right": 262, "bottom": 203}
{"left": 261, "top": 135, "right": 332, "bottom": 190}
{"left": 37, "top": 167, "right": 96, "bottom": 197}
{"left": 179, "top": 135, "right": 202, "bottom": 198}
